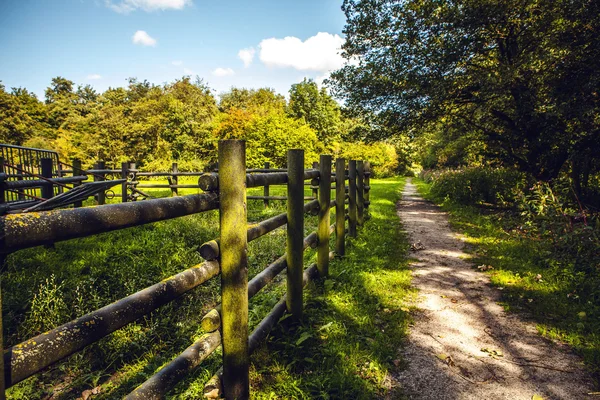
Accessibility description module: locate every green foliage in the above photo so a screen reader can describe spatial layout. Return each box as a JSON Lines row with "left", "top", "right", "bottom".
{"left": 337, "top": 141, "right": 399, "bottom": 177}
{"left": 288, "top": 79, "right": 342, "bottom": 147}
{"left": 420, "top": 167, "right": 528, "bottom": 206}
{"left": 330, "top": 0, "right": 600, "bottom": 181}
{"left": 1, "top": 77, "right": 398, "bottom": 173}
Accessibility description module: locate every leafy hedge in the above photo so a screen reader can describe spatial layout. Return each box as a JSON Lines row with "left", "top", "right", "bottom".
{"left": 420, "top": 167, "right": 527, "bottom": 206}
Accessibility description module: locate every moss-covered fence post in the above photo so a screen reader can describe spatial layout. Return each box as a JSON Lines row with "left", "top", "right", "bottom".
{"left": 357, "top": 161, "right": 365, "bottom": 226}
{"left": 318, "top": 155, "right": 332, "bottom": 276}
{"left": 287, "top": 149, "right": 304, "bottom": 318}
{"left": 348, "top": 160, "right": 357, "bottom": 237}
{"left": 219, "top": 139, "right": 249, "bottom": 399}
{"left": 335, "top": 157, "right": 346, "bottom": 256}
{"left": 263, "top": 162, "right": 270, "bottom": 208}
{"left": 0, "top": 158, "right": 4, "bottom": 400}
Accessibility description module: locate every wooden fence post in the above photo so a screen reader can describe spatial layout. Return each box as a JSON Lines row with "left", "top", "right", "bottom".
{"left": 0, "top": 157, "right": 4, "bottom": 399}
{"left": 121, "top": 162, "right": 128, "bottom": 203}
{"left": 95, "top": 161, "right": 106, "bottom": 205}
{"left": 287, "top": 149, "right": 304, "bottom": 318}
{"left": 72, "top": 158, "right": 82, "bottom": 208}
{"left": 364, "top": 161, "right": 371, "bottom": 218}
{"left": 219, "top": 140, "right": 249, "bottom": 400}
{"left": 0, "top": 269, "right": 4, "bottom": 400}
{"left": 348, "top": 160, "right": 357, "bottom": 237}
{"left": 40, "top": 158, "right": 54, "bottom": 201}
{"left": 311, "top": 161, "right": 319, "bottom": 200}
{"left": 263, "top": 162, "right": 270, "bottom": 208}
{"left": 357, "top": 161, "right": 365, "bottom": 226}
{"left": 171, "top": 162, "right": 178, "bottom": 197}
{"left": 335, "top": 158, "right": 346, "bottom": 257}
{"left": 318, "top": 155, "right": 332, "bottom": 277}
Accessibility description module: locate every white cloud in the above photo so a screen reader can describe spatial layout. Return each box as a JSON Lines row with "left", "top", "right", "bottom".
{"left": 238, "top": 47, "right": 255, "bottom": 68}
{"left": 87, "top": 74, "right": 102, "bottom": 80}
{"left": 132, "top": 30, "right": 157, "bottom": 46}
{"left": 107, "top": 0, "right": 192, "bottom": 13}
{"left": 259, "top": 32, "right": 345, "bottom": 72}
{"left": 183, "top": 67, "right": 195, "bottom": 75}
{"left": 171, "top": 60, "right": 183, "bottom": 66}
{"left": 212, "top": 67, "right": 235, "bottom": 77}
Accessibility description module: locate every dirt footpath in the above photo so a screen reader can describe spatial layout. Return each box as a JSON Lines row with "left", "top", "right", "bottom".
{"left": 392, "top": 179, "right": 595, "bottom": 400}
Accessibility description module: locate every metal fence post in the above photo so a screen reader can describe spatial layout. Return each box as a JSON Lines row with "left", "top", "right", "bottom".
{"left": 121, "top": 162, "right": 129, "bottom": 203}
{"left": 348, "top": 160, "right": 357, "bottom": 237}
{"left": 263, "top": 162, "right": 270, "bottom": 208}
{"left": 40, "top": 158, "right": 54, "bottom": 200}
{"left": 72, "top": 158, "right": 82, "bottom": 207}
{"left": 16, "top": 163, "right": 24, "bottom": 201}
{"left": 357, "top": 161, "right": 365, "bottom": 226}
{"left": 287, "top": 149, "right": 304, "bottom": 318}
{"left": 171, "top": 162, "right": 178, "bottom": 197}
{"left": 318, "top": 155, "right": 332, "bottom": 277}
{"left": 95, "top": 161, "right": 106, "bottom": 205}
{"left": 219, "top": 140, "right": 249, "bottom": 400}
{"left": 335, "top": 158, "right": 346, "bottom": 256}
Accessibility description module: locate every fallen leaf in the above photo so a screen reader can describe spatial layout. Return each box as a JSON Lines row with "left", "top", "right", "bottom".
{"left": 532, "top": 395, "right": 544, "bottom": 400}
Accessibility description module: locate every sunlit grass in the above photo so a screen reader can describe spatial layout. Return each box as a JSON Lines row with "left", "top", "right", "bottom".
{"left": 251, "top": 177, "right": 414, "bottom": 399}
{"left": 4, "top": 177, "right": 412, "bottom": 398}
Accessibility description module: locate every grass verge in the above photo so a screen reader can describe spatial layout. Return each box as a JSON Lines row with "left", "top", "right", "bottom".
{"left": 413, "top": 177, "right": 600, "bottom": 386}
{"left": 249, "top": 176, "right": 414, "bottom": 399}
{"left": 4, "top": 177, "right": 412, "bottom": 399}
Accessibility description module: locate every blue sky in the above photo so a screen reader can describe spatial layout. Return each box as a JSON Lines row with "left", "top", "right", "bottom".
{"left": 0, "top": 0, "right": 348, "bottom": 100}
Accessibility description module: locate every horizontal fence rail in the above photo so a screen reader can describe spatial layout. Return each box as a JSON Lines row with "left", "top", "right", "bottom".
{"left": 0, "top": 139, "right": 372, "bottom": 400}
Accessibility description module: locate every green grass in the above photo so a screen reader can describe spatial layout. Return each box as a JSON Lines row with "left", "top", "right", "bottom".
{"left": 4, "top": 177, "right": 413, "bottom": 399}
{"left": 413, "top": 177, "right": 600, "bottom": 386}
{"left": 249, "top": 177, "right": 413, "bottom": 399}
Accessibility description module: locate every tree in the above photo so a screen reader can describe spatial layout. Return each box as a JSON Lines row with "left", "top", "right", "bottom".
{"left": 288, "top": 79, "right": 342, "bottom": 147}
{"left": 219, "top": 87, "right": 286, "bottom": 116}
{"left": 329, "top": 0, "right": 600, "bottom": 180}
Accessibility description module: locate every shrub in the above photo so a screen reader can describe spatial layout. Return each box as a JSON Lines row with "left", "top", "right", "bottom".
{"left": 420, "top": 167, "right": 527, "bottom": 206}
{"left": 339, "top": 141, "right": 399, "bottom": 177}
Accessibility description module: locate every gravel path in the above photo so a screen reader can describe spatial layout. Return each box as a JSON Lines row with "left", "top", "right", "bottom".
{"left": 392, "top": 179, "right": 595, "bottom": 400}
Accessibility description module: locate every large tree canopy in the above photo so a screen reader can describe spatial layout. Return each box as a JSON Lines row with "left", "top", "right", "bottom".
{"left": 330, "top": 0, "right": 600, "bottom": 180}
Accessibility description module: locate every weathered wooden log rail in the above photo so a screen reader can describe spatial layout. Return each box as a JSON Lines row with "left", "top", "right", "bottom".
{"left": 0, "top": 140, "right": 372, "bottom": 400}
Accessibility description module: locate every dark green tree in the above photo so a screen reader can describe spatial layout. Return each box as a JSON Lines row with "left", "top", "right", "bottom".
{"left": 330, "top": 0, "right": 600, "bottom": 180}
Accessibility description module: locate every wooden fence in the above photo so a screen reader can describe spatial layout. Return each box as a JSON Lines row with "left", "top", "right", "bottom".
{"left": 0, "top": 140, "right": 371, "bottom": 400}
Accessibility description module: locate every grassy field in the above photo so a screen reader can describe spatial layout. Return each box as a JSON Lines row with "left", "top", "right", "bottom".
{"left": 4, "top": 177, "right": 412, "bottom": 399}
{"left": 413, "top": 177, "right": 600, "bottom": 386}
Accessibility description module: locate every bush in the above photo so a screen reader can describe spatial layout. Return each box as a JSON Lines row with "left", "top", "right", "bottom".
{"left": 420, "top": 167, "right": 527, "bottom": 206}
{"left": 339, "top": 141, "right": 399, "bottom": 177}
